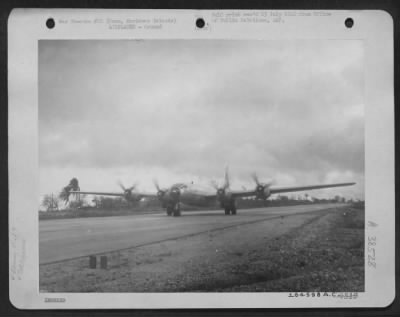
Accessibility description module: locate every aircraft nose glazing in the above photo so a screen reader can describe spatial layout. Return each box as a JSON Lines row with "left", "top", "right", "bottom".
{"left": 157, "top": 191, "right": 165, "bottom": 198}
{"left": 170, "top": 188, "right": 180, "bottom": 198}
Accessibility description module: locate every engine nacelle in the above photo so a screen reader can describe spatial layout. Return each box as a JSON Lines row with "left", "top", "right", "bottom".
{"left": 255, "top": 185, "right": 271, "bottom": 200}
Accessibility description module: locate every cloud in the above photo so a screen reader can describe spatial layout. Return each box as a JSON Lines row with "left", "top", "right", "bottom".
{"left": 39, "top": 40, "right": 364, "bottom": 199}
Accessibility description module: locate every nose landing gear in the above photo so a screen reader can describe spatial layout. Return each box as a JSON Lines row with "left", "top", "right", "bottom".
{"left": 173, "top": 203, "right": 181, "bottom": 217}
{"left": 166, "top": 203, "right": 181, "bottom": 217}
{"left": 224, "top": 203, "right": 237, "bottom": 215}
{"left": 166, "top": 206, "right": 173, "bottom": 216}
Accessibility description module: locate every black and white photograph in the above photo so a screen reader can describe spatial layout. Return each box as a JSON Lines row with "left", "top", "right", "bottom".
{"left": 38, "top": 38, "right": 364, "bottom": 293}
{"left": 8, "top": 9, "right": 394, "bottom": 308}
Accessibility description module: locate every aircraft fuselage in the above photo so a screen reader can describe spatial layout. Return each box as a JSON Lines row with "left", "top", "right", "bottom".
{"left": 157, "top": 184, "right": 238, "bottom": 217}
{"left": 160, "top": 185, "right": 214, "bottom": 208}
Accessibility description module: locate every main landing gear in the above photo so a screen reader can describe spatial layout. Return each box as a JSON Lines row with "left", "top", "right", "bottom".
{"left": 166, "top": 206, "right": 173, "bottom": 216}
{"left": 166, "top": 203, "right": 181, "bottom": 217}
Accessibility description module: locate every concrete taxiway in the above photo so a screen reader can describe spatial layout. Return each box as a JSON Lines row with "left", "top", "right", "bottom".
{"left": 39, "top": 203, "right": 346, "bottom": 264}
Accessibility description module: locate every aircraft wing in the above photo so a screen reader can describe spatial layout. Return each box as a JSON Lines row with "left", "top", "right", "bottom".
{"left": 69, "top": 190, "right": 157, "bottom": 198}
{"left": 203, "top": 182, "right": 355, "bottom": 199}
{"left": 69, "top": 190, "right": 125, "bottom": 197}
{"left": 133, "top": 192, "right": 158, "bottom": 198}
{"left": 231, "top": 190, "right": 258, "bottom": 198}
{"left": 269, "top": 182, "right": 356, "bottom": 194}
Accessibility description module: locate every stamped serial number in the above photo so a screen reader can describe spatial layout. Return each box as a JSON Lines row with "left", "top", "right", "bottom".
{"left": 367, "top": 236, "right": 377, "bottom": 268}
{"left": 288, "top": 292, "right": 358, "bottom": 299}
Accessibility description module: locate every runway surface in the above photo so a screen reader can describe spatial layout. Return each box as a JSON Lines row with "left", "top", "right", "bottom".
{"left": 39, "top": 203, "right": 345, "bottom": 264}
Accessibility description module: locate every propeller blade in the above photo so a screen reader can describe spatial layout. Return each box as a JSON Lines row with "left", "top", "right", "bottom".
{"left": 252, "top": 172, "right": 275, "bottom": 187}
{"left": 128, "top": 182, "right": 138, "bottom": 191}
{"left": 224, "top": 165, "right": 230, "bottom": 189}
{"left": 153, "top": 179, "right": 161, "bottom": 192}
{"left": 251, "top": 172, "right": 260, "bottom": 186}
{"left": 64, "top": 195, "right": 69, "bottom": 204}
{"left": 117, "top": 180, "right": 126, "bottom": 191}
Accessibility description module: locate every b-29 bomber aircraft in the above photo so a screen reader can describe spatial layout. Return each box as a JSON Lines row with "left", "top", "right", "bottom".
{"left": 63, "top": 168, "right": 355, "bottom": 217}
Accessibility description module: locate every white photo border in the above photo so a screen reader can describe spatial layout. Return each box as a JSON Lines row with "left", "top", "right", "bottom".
{"left": 8, "top": 9, "right": 394, "bottom": 309}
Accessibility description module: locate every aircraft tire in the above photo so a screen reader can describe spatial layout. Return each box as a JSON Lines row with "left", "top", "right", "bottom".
{"left": 166, "top": 206, "right": 173, "bottom": 216}
{"left": 224, "top": 207, "right": 230, "bottom": 215}
{"left": 231, "top": 206, "right": 237, "bottom": 215}
{"left": 173, "top": 204, "right": 181, "bottom": 217}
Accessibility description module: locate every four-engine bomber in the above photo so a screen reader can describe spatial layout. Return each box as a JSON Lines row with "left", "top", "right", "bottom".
{"left": 63, "top": 168, "right": 355, "bottom": 217}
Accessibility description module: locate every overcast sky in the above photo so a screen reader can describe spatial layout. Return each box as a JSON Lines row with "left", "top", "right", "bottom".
{"left": 39, "top": 39, "right": 364, "bottom": 200}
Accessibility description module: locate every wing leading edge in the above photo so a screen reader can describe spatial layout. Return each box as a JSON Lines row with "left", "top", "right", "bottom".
{"left": 69, "top": 190, "right": 124, "bottom": 197}
{"left": 69, "top": 190, "right": 157, "bottom": 198}
{"left": 67, "top": 182, "right": 355, "bottom": 200}
{"left": 225, "top": 182, "right": 356, "bottom": 199}
{"left": 269, "top": 182, "right": 356, "bottom": 195}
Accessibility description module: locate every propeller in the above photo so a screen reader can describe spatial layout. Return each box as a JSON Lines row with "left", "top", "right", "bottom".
{"left": 251, "top": 172, "right": 274, "bottom": 187}
{"left": 153, "top": 179, "right": 165, "bottom": 198}
{"left": 60, "top": 178, "right": 80, "bottom": 204}
{"left": 251, "top": 172, "right": 274, "bottom": 199}
{"left": 153, "top": 178, "right": 161, "bottom": 191}
{"left": 251, "top": 172, "right": 261, "bottom": 186}
{"left": 223, "top": 166, "right": 230, "bottom": 189}
{"left": 117, "top": 180, "right": 138, "bottom": 195}
{"left": 60, "top": 189, "right": 70, "bottom": 204}
{"left": 117, "top": 180, "right": 126, "bottom": 191}
{"left": 212, "top": 166, "right": 231, "bottom": 199}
